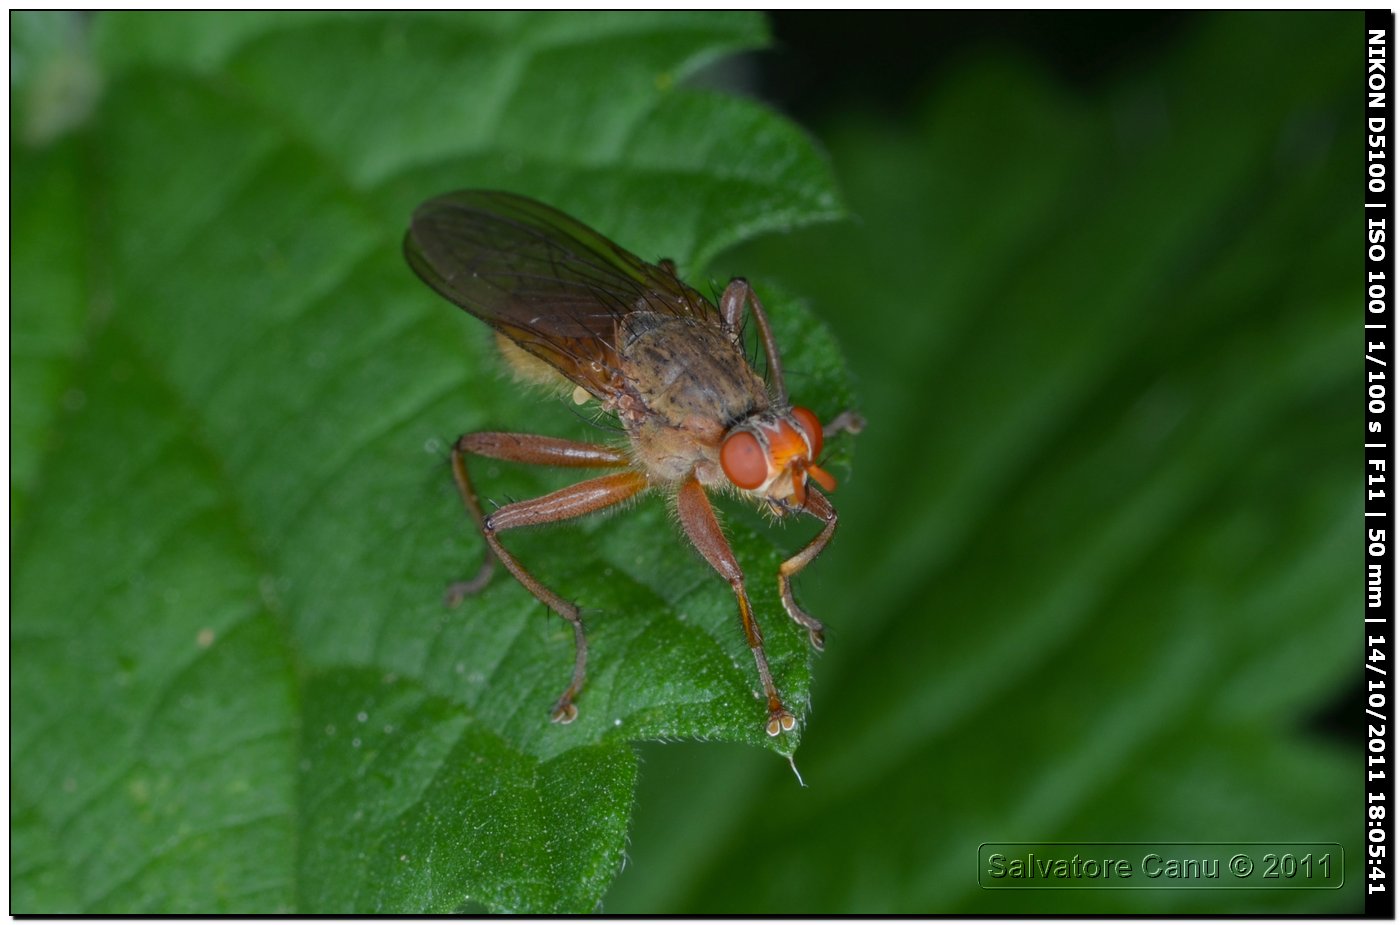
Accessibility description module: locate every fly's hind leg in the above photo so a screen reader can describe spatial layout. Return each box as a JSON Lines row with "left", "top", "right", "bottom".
{"left": 449, "top": 432, "right": 640, "bottom": 723}
{"left": 448, "top": 432, "right": 630, "bottom": 603}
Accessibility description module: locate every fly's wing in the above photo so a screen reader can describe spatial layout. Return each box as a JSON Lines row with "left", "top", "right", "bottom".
{"left": 405, "top": 189, "right": 721, "bottom": 400}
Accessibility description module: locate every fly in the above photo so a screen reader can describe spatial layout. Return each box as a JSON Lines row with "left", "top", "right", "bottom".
{"left": 404, "top": 190, "right": 863, "bottom": 737}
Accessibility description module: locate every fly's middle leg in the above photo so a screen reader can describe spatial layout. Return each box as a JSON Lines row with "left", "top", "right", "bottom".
{"left": 676, "top": 474, "right": 796, "bottom": 737}
{"left": 719, "top": 278, "right": 788, "bottom": 403}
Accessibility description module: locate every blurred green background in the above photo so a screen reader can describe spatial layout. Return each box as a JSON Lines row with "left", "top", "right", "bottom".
{"left": 11, "top": 11, "right": 1361, "bottom": 914}
{"left": 612, "top": 10, "right": 1363, "bottom": 913}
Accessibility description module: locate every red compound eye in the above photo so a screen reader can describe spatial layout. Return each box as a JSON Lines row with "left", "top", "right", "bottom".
{"left": 791, "top": 405, "right": 823, "bottom": 459}
{"left": 720, "top": 430, "right": 768, "bottom": 490}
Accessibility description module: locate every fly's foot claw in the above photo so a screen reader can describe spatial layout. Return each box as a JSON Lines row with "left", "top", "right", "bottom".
{"left": 779, "top": 582, "right": 826, "bottom": 651}
{"left": 766, "top": 707, "right": 797, "bottom": 737}
{"left": 550, "top": 698, "right": 579, "bottom": 725}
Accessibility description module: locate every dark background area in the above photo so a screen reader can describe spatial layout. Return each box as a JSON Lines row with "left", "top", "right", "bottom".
{"left": 760, "top": 10, "right": 1358, "bottom": 749}
{"left": 610, "top": 10, "right": 1363, "bottom": 912}
{"left": 765, "top": 11, "right": 1203, "bottom": 119}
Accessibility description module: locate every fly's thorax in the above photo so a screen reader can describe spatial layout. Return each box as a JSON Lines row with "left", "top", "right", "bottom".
{"left": 617, "top": 313, "right": 769, "bottom": 433}
{"left": 615, "top": 312, "right": 772, "bottom": 484}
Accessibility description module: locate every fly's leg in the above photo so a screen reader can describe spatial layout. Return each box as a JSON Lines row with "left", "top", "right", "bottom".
{"left": 720, "top": 278, "right": 788, "bottom": 404}
{"left": 476, "top": 470, "right": 648, "bottom": 723}
{"left": 822, "top": 409, "right": 866, "bottom": 440}
{"left": 676, "top": 474, "right": 796, "bottom": 737}
{"left": 721, "top": 283, "right": 872, "bottom": 445}
{"left": 778, "top": 487, "right": 839, "bottom": 651}
{"left": 777, "top": 409, "right": 863, "bottom": 648}
{"left": 448, "top": 433, "right": 630, "bottom": 603}
{"left": 449, "top": 432, "right": 640, "bottom": 724}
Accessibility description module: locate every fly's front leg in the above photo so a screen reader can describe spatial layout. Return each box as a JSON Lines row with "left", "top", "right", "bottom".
{"left": 778, "top": 487, "right": 839, "bottom": 651}
{"left": 822, "top": 409, "right": 866, "bottom": 440}
{"left": 771, "top": 409, "right": 860, "bottom": 647}
{"left": 676, "top": 474, "right": 796, "bottom": 737}
{"left": 781, "top": 410, "right": 862, "bottom": 645}
{"left": 720, "top": 278, "right": 787, "bottom": 403}
{"left": 448, "top": 433, "right": 630, "bottom": 603}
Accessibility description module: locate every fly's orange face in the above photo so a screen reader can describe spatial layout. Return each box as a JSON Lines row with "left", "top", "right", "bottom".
{"left": 719, "top": 408, "right": 836, "bottom": 507}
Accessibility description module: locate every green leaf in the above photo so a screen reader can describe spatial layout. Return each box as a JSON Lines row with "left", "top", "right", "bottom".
{"left": 12, "top": 12, "right": 850, "bottom": 913}
{"left": 608, "top": 12, "right": 1361, "bottom": 914}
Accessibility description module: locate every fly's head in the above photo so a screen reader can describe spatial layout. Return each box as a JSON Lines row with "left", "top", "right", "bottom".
{"left": 719, "top": 406, "right": 835, "bottom": 511}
